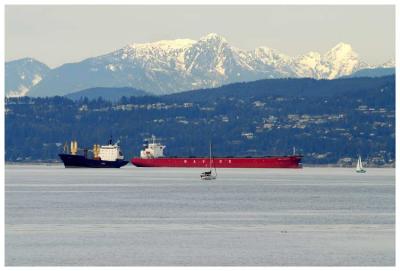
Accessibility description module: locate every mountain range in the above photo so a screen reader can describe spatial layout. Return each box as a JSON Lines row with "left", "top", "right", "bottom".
{"left": 5, "top": 33, "right": 395, "bottom": 97}
{"left": 5, "top": 58, "right": 50, "bottom": 97}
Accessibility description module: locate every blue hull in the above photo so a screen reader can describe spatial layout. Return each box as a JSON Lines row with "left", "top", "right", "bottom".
{"left": 59, "top": 154, "right": 128, "bottom": 168}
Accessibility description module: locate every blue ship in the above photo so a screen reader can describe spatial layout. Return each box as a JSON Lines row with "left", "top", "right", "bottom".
{"left": 59, "top": 138, "right": 128, "bottom": 168}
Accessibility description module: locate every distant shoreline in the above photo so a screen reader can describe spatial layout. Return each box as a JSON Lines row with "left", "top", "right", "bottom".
{"left": 4, "top": 161, "right": 395, "bottom": 168}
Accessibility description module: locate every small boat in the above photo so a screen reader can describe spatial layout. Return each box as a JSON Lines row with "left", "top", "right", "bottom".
{"left": 201, "top": 143, "right": 217, "bottom": 180}
{"left": 356, "top": 156, "right": 366, "bottom": 173}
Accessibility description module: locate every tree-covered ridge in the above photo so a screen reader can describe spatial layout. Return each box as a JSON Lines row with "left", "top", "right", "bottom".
{"left": 5, "top": 76, "right": 395, "bottom": 166}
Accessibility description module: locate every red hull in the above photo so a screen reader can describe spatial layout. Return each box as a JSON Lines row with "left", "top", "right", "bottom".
{"left": 131, "top": 156, "right": 302, "bottom": 168}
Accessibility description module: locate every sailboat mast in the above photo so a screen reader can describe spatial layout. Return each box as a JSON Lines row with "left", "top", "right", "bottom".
{"left": 212, "top": 143, "right": 217, "bottom": 174}
{"left": 209, "top": 142, "right": 212, "bottom": 169}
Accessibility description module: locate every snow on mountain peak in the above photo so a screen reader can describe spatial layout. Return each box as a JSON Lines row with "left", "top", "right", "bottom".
{"left": 255, "top": 46, "right": 284, "bottom": 56}
{"left": 200, "top": 33, "right": 227, "bottom": 42}
{"left": 319, "top": 42, "right": 360, "bottom": 79}
{"left": 294, "top": 51, "right": 321, "bottom": 68}
{"left": 84, "top": 35, "right": 375, "bottom": 90}
{"left": 305, "top": 51, "right": 321, "bottom": 58}
{"left": 250, "top": 47, "right": 290, "bottom": 68}
{"left": 127, "top": 38, "right": 196, "bottom": 51}
{"left": 324, "top": 43, "right": 355, "bottom": 61}
{"left": 380, "top": 59, "right": 395, "bottom": 68}
{"left": 5, "top": 58, "right": 50, "bottom": 97}
{"left": 331, "top": 42, "right": 353, "bottom": 51}
{"left": 8, "top": 33, "right": 392, "bottom": 97}
{"left": 112, "top": 36, "right": 362, "bottom": 81}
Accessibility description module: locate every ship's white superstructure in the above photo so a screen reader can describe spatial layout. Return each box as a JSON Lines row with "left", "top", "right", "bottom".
{"left": 99, "top": 141, "right": 124, "bottom": 161}
{"left": 140, "top": 135, "right": 166, "bottom": 159}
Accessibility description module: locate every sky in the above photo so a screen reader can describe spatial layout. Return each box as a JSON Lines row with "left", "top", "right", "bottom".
{"left": 5, "top": 5, "right": 395, "bottom": 68}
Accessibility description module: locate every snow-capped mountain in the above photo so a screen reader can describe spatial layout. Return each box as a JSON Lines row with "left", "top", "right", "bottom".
{"left": 379, "top": 59, "right": 395, "bottom": 68}
{"left": 5, "top": 33, "right": 395, "bottom": 97}
{"left": 5, "top": 58, "right": 50, "bottom": 97}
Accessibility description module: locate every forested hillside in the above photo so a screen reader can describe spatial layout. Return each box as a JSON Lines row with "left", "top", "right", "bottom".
{"left": 5, "top": 76, "right": 395, "bottom": 166}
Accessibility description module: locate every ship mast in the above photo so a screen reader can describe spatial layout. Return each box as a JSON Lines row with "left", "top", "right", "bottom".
{"left": 209, "top": 142, "right": 212, "bottom": 169}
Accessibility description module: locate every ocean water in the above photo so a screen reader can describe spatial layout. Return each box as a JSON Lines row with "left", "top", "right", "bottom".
{"left": 5, "top": 165, "right": 395, "bottom": 266}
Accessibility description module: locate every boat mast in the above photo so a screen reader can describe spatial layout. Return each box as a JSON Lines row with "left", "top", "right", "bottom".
{"left": 209, "top": 142, "right": 212, "bottom": 170}
{"left": 211, "top": 142, "right": 217, "bottom": 175}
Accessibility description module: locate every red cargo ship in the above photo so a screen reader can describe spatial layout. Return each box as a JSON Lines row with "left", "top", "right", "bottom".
{"left": 130, "top": 136, "right": 302, "bottom": 168}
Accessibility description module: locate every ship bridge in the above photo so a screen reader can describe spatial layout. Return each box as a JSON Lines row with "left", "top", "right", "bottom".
{"left": 140, "top": 135, "right": 165, "bottom": 159}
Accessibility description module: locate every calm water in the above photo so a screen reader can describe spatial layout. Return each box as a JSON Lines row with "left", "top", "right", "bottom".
{"left": 5, "top": 165, "right": 395, "bottom": 266}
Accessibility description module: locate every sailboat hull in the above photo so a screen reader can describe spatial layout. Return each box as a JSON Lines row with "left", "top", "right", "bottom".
{"left": 131, "top": 156, "right": 302, "bottom": 168}
{"left": 201, "top": 176, "right": 217, "bottom": 180}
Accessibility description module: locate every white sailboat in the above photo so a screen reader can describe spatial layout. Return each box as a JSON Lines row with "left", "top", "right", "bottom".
{"left": 356, "top": 156, "right": 366, "bottom": 173}
{"left": 201, "top": 143, "right": 217, "bottom": 180}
